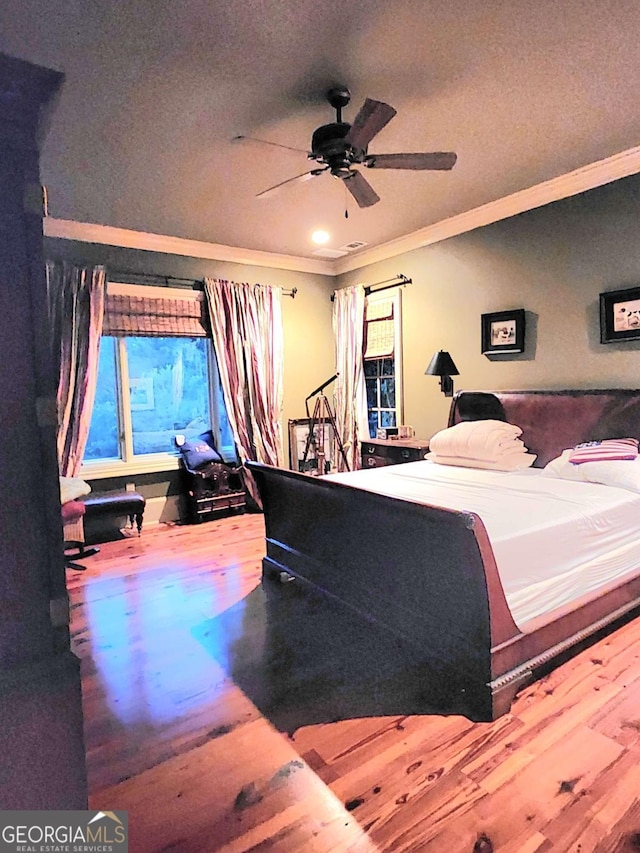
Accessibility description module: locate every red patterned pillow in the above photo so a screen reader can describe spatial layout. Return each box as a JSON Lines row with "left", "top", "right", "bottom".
{"left": 569, "top": 438, "right": 639, "bottom": 464}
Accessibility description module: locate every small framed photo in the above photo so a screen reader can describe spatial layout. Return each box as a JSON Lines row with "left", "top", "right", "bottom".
{"left": 600, "top": 287, "right": 640, "bottom": 343}
{"left": 481, "top": 309, "right": 526, "bottom": 354}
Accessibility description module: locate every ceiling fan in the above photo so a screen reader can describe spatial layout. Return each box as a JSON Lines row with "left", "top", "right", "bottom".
{"left": 235, "top": 86, "right": 457, "bottom": 208}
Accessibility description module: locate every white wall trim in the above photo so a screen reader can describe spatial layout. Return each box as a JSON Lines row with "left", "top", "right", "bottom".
{"left": 334, "top": 144, "right": 640, "bottom": 274}
{"left": 44, "top": 143, "right": 640, "bottom": 278}
{"left": 43, "top": 218, "right": 335, "bottom": 276}
{"left": 81, "top": 454, "right": 180, "bottom": 480}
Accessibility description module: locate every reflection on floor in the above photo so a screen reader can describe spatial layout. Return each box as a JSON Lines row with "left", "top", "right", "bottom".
{"left": 193, "top": 577, "right": 484, "bottom": 736}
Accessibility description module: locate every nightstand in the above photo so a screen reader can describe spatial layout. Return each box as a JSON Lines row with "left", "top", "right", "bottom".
{"left": 361, "top": 437, "right": 430, "bottom": 468}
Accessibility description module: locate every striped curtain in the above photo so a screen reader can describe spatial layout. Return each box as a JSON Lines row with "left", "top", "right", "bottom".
{"left": 333, "top": 285, "right": 369, "bottom": 471}
{"left": 47, "top": 261, "right": 106, "bottom": 476}
{"left": 203, "top": 278, "right": 284, "bottom": 505}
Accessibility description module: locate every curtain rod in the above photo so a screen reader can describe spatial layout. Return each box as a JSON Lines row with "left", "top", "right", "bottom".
{"left": 108, "top": 270, "right": 203, "bottom": 289}
{"left": 330, "top": 274, "right": 412, "bottom": 302}
{"left": 107, "top": 270, "right": 297, "bottom": 297}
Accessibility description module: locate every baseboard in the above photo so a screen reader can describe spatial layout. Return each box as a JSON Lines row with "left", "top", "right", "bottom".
{"left": 144, "top": 494, "right": 182, "bottom": 525}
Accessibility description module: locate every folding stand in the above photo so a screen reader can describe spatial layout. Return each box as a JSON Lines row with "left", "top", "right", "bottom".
{"left": 301, "top": 374, "right": 350, "bottom": 474}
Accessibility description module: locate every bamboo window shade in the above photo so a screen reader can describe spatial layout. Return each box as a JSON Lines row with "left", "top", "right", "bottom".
{"left": 102, "top": 293, "right": 210, "bottom": 337}
{"left": 364, "top": 297, "right": 394, "bottom": 359}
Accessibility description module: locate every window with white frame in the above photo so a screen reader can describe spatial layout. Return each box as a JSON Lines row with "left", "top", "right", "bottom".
{"left": 363, "top": 289, "right": 403, "bottom": 438}
{"left": 82, "top": 283, "right": 234, "bottom": 477}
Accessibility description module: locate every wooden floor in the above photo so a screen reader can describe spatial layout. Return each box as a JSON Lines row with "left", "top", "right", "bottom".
{"left": 67, "top": 514, "right": 640, "bottom": 852}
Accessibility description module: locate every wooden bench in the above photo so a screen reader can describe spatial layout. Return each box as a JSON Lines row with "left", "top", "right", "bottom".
{"left": 83, "top": 490, "right": 146, "bottom": 535}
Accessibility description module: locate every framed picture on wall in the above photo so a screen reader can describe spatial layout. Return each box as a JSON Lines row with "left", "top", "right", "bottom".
{"left": 481, "top": 309, "right": 526, "bottom": 354}
{"left": 600, "top": 287, "right": 640, "bottom": 343}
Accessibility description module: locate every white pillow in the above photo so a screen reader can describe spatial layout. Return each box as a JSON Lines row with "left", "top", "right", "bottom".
{"left": 429, "top": 452, "right": 536, "bottom": 471}
{"left": 544, "top": 451, "right": 640, "bottom": 493}
{"left": 542, "top": 449, "right": 585, "bottom": 482}
{"left": 60, "top": 476, "right": 91, "bottom": 505}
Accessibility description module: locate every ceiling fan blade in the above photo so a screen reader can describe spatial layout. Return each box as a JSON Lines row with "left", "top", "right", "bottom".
{"left": 344, "top": 99, "right": 397, "bottom": 151}
{"left": 256, "top": 168, "right": 326, "bottom": 199}
{"left": 364, "top": 152, "right": 458, "bottom": 171}
{"left": 233, "top": 135, "right": 309, "bottom": 155}
{"left": 343, "top": 170, "right": 380, "bottom": 208}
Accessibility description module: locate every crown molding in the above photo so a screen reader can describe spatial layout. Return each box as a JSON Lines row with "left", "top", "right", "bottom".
{"left": 333, "top": 144, "right": 640, "bottom": 275}
{"left": 43, "top": 219, "right": 335, "bottom": 276}
{"left": 44, "top": 144, "right": 640, "bottom": 280}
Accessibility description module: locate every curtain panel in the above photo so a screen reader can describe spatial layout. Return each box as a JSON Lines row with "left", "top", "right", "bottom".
{"left": 46, "top": 261, "right": 106, "bottom": 477}
{"left": 332, "top": 285, "right": 369, "bottom": 471}
{"left": 102, "top": 292, "right": 209, "bottom": 337}
{"left": 203, "top": 278, "right": 285, "bottom": 505}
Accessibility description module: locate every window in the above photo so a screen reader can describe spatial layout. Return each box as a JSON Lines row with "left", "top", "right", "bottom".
{"left": 82, "top": 284, "right": 234, "bottom": 477}
{"left": 84, "top": 336, "right": 120, "bottom": 461}
{"left": 365, "top": 357, "right": 397, "bottom": 438}
{"left": 363, "top": 290, "right": 403, "bottom": 439}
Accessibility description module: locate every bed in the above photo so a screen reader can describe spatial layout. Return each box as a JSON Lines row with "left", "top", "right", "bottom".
{"left": 246, "top": 389, "right": 640, "bottom": 721}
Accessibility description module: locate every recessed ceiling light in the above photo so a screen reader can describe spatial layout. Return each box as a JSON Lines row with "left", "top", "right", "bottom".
{"left": 311, "top": 229, "right": 330, "bottom": 245}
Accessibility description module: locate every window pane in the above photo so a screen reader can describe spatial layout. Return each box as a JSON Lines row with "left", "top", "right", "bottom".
{"left": 380, "top": 410, "right": 397, "bottom": 427}
{"left": 379, "top": 378, "right": 396, "bottom": 408}
{"left": 210, "top": 354, "right": 236, "bottom": 461}
{"left": 84, "top": 337, "right": 121, "bottom": 461}
{"left": 368, "top": 412, "right": 378, "bottom": 438}
{"left": 381, "top": 358, "right": 394, "bottom": 376}
{"left": 364, "top": 360, "right": 379, "bottom": 378}
{"left": 126, "top": 337, "right": 211, "bottom": 455}
{"left": 366, "top": 378, "right": 378, "bottom": 408}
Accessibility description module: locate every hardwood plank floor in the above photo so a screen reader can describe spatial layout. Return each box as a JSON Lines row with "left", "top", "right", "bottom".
{"left": 67, "top": 514, "right": 640, "bottom": 852}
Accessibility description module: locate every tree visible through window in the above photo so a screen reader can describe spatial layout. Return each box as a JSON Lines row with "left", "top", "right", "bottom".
{"left": 85, "top": 336, "right": 120, "bottom": 460}
{"left": 84, "top": 335, "right": 233, "bottom": 465}
{"left": 127, "top": 337, "right": 210, "bottom": 454}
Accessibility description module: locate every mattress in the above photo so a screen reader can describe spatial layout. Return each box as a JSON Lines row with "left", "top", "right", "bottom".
{"left": 326, "top": 460, "right": 640, "bottom": 628}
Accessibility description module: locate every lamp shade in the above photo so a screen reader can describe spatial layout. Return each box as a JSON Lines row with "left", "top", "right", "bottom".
{"left": 425, "top": 350, "right": 459, "bottom": 377}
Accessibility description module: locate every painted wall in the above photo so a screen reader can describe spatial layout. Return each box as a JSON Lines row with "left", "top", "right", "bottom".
{"left": 337, "top": 173, "right": 640, "bottom": 440}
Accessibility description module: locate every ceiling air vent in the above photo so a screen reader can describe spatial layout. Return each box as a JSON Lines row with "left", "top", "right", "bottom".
{"left": 339, "top": 240, "right": 368, "bottom": 252}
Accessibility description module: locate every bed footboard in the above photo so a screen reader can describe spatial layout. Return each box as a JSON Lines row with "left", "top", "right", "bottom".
{"left": 247, "top": 462, "right": 522, "bottom": 722}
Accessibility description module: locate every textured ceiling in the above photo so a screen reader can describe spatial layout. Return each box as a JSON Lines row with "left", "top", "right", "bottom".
{"left": 2, "top": 0, "right": 640, "bottom": 261}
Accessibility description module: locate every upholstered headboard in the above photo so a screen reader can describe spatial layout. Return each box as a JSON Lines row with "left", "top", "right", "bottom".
{"left": 449, "top": 389, "right": 640, "bottom": 467}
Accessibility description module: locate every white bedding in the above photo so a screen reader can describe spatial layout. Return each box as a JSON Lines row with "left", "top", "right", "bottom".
{"left": 326, "top": 460, "right": 640, "bottom": 628}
